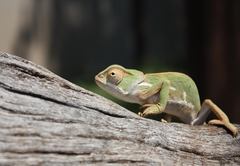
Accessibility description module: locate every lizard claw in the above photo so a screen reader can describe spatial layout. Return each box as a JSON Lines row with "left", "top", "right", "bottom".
{"left": 138, "top": 108, "right": 151, "bottom": 117}
{"left": 138, "top": 112, "right": 143, "bottom": 117}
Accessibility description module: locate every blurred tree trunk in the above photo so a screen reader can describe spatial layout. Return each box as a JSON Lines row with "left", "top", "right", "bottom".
{"left": 187, "top": 0, "right": 240, "bottom": 123}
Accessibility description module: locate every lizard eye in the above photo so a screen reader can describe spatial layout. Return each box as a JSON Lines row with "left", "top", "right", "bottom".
{"left": 107, "top": 69, "right": 123, "bottom": 85}
{"left": 111, "top": 72, "right": 115, "bottom": 76}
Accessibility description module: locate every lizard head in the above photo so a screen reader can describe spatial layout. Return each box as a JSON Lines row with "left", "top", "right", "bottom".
{"left": 95, "top": 64, "right": 144, "bottom": 101}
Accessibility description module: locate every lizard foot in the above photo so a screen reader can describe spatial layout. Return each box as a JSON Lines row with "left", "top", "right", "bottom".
{"left": 208, "top": 119, "right": 238, "bottom": 137}
{"left": 138, "top": 104, "right": 163, "bottom": 117}
{"left": 161, "top": 119, "right": 168, "bottom": 123}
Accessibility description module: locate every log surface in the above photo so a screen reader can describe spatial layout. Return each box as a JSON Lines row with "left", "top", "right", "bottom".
{"left": 0, "top": 52, "right": 239, "bottom": 165}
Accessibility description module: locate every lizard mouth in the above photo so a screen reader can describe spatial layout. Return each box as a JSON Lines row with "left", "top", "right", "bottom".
{"left": 95, "top": 74, "right": 106, "bottom": 87}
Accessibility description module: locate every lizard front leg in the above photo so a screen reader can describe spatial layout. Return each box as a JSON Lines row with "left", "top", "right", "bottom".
{"left": 138, "top": 80, "right": 170, "bottom": 117}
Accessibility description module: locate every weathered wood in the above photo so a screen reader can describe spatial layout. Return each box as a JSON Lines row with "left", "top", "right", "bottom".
{"left": 0, "top": 52, "right": 239, "bottom": 165}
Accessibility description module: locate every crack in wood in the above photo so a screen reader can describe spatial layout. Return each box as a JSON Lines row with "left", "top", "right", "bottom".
{"left": 0, "top": 81, "right": 79, "bottom": 108}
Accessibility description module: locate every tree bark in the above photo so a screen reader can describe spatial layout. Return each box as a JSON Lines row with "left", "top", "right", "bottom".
{"left": 0, "top": 52, "right": 239, "bottom": 165}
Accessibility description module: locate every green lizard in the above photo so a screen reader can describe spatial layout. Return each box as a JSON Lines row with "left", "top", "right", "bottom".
{"left": 95, "top": 64, "right": 238, "bottom": 136}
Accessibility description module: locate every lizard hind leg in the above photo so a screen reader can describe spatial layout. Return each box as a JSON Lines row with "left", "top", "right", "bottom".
{"left": 194, "top": 99, "right": 238, "bottom": 136}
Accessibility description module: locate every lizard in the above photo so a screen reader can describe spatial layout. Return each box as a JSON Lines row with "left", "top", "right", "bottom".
{"left": 95, "top": 64, "right": 238, "bottom": 136}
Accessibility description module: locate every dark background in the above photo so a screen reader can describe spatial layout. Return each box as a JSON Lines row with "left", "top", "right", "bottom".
{"left": 0, "top": 0, "right": 239, "bottom": 123}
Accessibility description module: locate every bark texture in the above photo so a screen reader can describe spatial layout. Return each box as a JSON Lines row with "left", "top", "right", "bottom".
{"left": 0, "top": 52, "right": 239, "bottom": 165}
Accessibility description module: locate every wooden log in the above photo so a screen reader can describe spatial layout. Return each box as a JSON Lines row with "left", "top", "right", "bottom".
{"left": 0, "top": 52, "right": 239, "bottom": 165}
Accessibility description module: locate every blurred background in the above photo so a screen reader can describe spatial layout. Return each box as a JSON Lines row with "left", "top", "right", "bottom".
{"left": 0, "top": 0, "right": 239, "bottom": 123}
